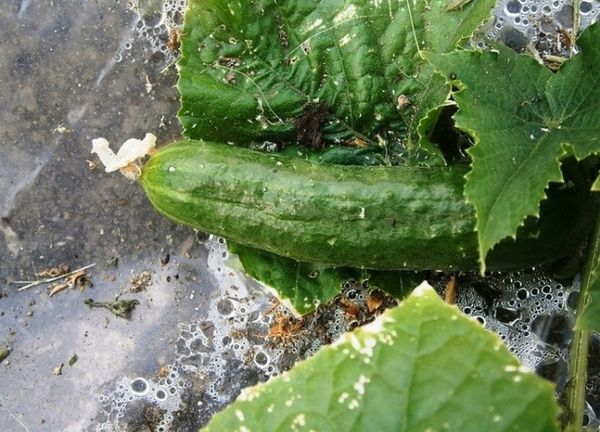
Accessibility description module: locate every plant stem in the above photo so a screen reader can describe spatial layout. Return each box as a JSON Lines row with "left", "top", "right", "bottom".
{"left": 572, "top": 0, "right": 580, "bottom": 57}
{"left": 564, "top": 212, "right": 600, "bottom": 431}
{"left": 565, "top": 327, "right": 590, "bottom": 431}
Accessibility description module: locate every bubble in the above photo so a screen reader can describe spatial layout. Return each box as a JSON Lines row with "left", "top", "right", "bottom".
{"left": 498, "top": 26, "right": 528, "bottom": 52}
{"left": 254, "top": 351, "right": 269, "bottom": 366}
{"left": 556, "top": 4, "right": 574, "bottom": 27}
{"left": 567, "top": 291, "right": 579, "bottom": 309}
{"left": 494, "top": 307, "right": 520, "bottom": 324}
{"left": 506, "top": 0, "right": 522, "bottom": 14}
{"left": 130, "top": 378, "right": 149, "bottom": 395}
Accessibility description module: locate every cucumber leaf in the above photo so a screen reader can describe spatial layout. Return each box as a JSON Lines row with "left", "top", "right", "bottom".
{"left": 205, "top": 283, "right": 559, "bottom": 432}
{"left": 178, "top": 0, "right": 495, "bottom": 163}
{"left": 428, "top": 22, "right": 600, "bottom": 270}
{"left": 229, "top": 241, "right": 421, "bottom": 313}
{"left": 229, "top": 241, "right": 354, "bottom": 313}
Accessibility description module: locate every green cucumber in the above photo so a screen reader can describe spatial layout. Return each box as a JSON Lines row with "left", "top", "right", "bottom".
{"left": 140, "top": 140, "right": 596, "bottom": 271}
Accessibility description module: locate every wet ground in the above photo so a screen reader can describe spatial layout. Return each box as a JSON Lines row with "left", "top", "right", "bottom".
{"left": 1, "top": 0, "right": 599, "bottom": 431}
{"left": 0, "top": 1, "right": 206, "bottom": 430}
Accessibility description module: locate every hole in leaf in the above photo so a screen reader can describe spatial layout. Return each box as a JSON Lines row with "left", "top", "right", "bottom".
{"left": 426, "top": 104, "right": 472, "bottom": 163}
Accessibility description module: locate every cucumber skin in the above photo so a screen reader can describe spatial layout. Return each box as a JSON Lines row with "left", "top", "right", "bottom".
{"left": 140, "top": 140, "right": 595, "bottom": 271}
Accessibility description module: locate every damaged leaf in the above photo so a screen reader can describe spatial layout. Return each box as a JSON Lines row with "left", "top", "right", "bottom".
{"left": 427, "top": 22, "right": 600, "bottom": 269}
{"left": 230, "top": 242, "right": 422, "bottom": 313}
{"left": 205, "top": 284, "right": 559, "bottom": 432}
{"left": 178, "top": 0, "right": 496, "bottom": 163}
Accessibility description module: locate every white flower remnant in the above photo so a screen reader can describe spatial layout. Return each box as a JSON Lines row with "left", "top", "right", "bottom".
{"left": 91, "top": 133, "right": 157, "bottom": 180}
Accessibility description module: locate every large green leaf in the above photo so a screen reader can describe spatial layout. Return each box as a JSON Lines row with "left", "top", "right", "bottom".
{"left": 428, "top": 23, "right": 600, "bottom": 270}
{"left": 178, "top": 0, "right": 495, "bottom": 163}
{"left": 204, "top": 283, "right": 559, "bottom": 431}
{"left": 230, "top": 241, "right": 422, "bottom": 313}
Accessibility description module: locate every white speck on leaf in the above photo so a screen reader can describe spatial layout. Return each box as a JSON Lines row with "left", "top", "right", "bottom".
{"left": 292, "top": 414, "right": 306, "bottom": 427}
{"left": 348, "top": 399, "right": 359, "bottom": 410}
{"left": 354, "top": 375, "right": 370, "bottom": 396}
{"left": 306, "top": 18, "right": 323, "bottom": 32}
{"left": 334, "top": 4, "right": 358, "bottom": 24}
{"left": 339, "top": 34, "right": 352, "bottom": 46}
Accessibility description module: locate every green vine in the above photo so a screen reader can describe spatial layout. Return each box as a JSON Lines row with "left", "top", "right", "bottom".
{"left": 565, "top": 212, "right": 600, "bottom": 430}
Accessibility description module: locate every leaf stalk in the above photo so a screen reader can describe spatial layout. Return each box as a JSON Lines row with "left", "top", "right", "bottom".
{"left": 564, "top": 210, "right": 600, "bottom": 431}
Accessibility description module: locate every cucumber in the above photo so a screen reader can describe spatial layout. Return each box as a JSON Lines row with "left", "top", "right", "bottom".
{"left": 140, "top": 140, "right": 596, "bottom": 271}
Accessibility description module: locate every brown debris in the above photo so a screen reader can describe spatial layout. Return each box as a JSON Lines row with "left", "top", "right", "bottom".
{"left": 130, "top": 271, "right": 152, "bottom": 293}
{"left": 265, "top": 281, "right": 398, "bottom": 366}
{"left": 294, "top": 102, "right": 329, "bottom": 149}
{"left": 344, "top": 137, "right": 368, "bottom": 148}
{"left": 444, "top": 274, "right": 457, "bottom": 304}
{"left": 167, "top": 27, "right": 182, "bottom": 52}
{"left": 53, "top": 363, "right": 64, "bottom": 376}
{"left": 48, "top": 269, "right": 90, "bottom": 297}
{"left": 37, "top": 264, "right": 70, "bottom": 278}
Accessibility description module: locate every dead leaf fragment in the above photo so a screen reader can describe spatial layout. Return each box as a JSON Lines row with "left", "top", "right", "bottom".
{"left": 53, "top": 363, "right": 64, "bottom": 375}
{"left": 167, "top": 27, "right": 182, "bottom": 52}
{"left": 68, "top": 354, "right": 78, "bottom": 366}
{"left": 84, "top": 298, "right": 140, "bottom": 319}
{"left": 131, "top": 271, "right": 151, "bottom": 292}
{"left": 48, "top": 283, "right": 69, "bottom": 297}
{"left": 37, "top": 264, "right": 70, "bottom": 278}
{"left": 53, "top": 124, "right": 72, "bottom": 134}
{"left": 366, "top": 294, "right": 383, "bottom": 313}
{"left": 344, "top": 137, "right": 368, "bottom": 148}
{"left": 48, "top": 269, "right": 90, "bottom": 297}
{"left": 444, "top": 274, "right": 457, "bottom": 304}
{"left": 0, "top": 347, "right": 11, "bottom": 363}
